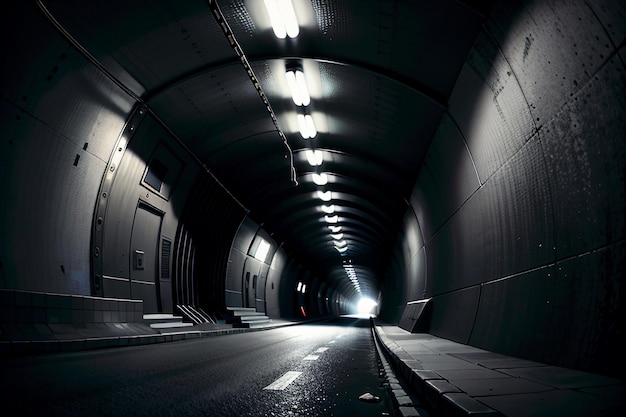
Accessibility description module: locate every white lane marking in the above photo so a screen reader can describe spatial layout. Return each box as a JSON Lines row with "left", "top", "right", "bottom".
{"left": 303, "top": 355, "right": 319, "bottom": 361}
{"left": 264, "top": 371, "right": 303, "bottom": 390}
{"left": 315, "top": 347, "right": 329, "bottom": 353}
{"left": 328, "top": 340, "right": 336, "bottom": 344}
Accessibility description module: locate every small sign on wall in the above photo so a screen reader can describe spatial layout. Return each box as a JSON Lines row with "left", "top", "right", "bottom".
{"left": 134, "top": 250, "right": 145, "bottom": 270}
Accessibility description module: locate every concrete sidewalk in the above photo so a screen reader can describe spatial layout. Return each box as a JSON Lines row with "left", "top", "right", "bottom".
{"left": 372, "top": 323, "right": 625, "bottom": 417}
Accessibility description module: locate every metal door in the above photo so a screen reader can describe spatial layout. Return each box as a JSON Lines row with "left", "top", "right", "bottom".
{"left": 242, "top": 258, "right": 260, "bottom": 309}
{"left": 130, "top": 203, "right": 163, "bottom": 313}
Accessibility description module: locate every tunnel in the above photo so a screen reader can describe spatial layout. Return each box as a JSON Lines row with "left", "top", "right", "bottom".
{"left": 1, "top": 0, "right": 624, "bottom": 415}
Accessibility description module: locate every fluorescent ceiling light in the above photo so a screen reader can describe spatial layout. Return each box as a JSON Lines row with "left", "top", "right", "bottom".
{"left": 296, "top": 281, "right": 302, "bottom": 292}
{"left": 334, "top": 240, "right": 347, "bottom": 248}
{"left": 328, "top": 225, "right": 342, "bottom": 233}
{"left": 317, "top": 190, "right": 332, "bottom": 201}
{"left": 321, "top": 204, "right": 335, "bottom": 214}
{"left": 325, "top": 215, "right": 338, "bottom": 223}
{"left": 263, "top": 0, "right": 299, "bottom": 39}
{"left": 335, "top": 246, "right": 348, "bottom": 253}
{"left": 301, "top": 284, "right": 307, "bottom": 293}
{"left": 330, "top": 233, "right": 343, "bottom": 240}
{"left": 297, "top": 114, "right": 317, "bottom": 139}
{"left": 312, "top": 173, "right": 328, "bottom": 186}
{"left": 305, "top": 150, "right": 323, "bottom": 166}
{"left": 305, "top": 115, "right": 317, "bottom": 138}
{"left": 285, "top": 69, "right": 310, "bottom": 106}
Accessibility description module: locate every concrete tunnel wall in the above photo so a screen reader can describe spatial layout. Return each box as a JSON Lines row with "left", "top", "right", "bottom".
{"left": 0, "top": 0, "right": 624, "bottom": 377}
{"left": 381, "top": 1, "right": 625, "bottom": 377}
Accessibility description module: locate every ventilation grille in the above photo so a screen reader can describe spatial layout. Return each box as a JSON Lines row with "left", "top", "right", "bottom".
{"left": 161, "top": 238, "right": 172, "bottom": 280}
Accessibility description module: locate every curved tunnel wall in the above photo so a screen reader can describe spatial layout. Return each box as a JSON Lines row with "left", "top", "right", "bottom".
{"left": 1, "top": 0, "right": 623, "bottom": 378}
{"left": 0, "top": 1, "right": 135, "bottom": 295}
{"left": 384, "top": 0, "right": 625, "bottom": 376}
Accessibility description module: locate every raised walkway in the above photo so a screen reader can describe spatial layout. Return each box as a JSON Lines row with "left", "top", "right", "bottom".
{"left": 372, "top": 322, "right": 625, "bottom": 417}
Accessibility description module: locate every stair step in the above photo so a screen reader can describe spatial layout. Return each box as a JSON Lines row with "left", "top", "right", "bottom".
{"left": 232, "top": 311, "right": 266, "bottom": 317}
{"left": 233, "top": 319, "right": 272, "bottom": 328}
{"left": 240, "top": 315, "right": 270, "bottom": 322}
{"left": 226, "top": 307, "right": 256, "bottom": 314}
{"left": 149, "top": 322, "right": 195, "bottom": 329}
{"left": 226, "top": 315, "right": 271, "bottom": 324}
{"left": 143, "top": 314, "right": 184, "bottom": 323}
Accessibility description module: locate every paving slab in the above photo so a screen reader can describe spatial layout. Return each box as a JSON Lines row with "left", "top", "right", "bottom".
{"left": 479, "top": 389, "right": 622, "bottom": 417}
{"left": 497, "top": 365, "right": 623, "bottom": 389}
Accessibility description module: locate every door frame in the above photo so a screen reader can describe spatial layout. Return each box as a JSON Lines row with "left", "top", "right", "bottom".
{"left": 130, "top": 200, "right": 165, "bottom": 313}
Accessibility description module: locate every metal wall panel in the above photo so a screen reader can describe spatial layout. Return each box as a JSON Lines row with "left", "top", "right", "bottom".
{"left": 0, "top": 100, "right": 114, "bottom": 295}
{"left": 448, "top": 32, "right": 535, "bottom": 182}
{"left": 469, "top": 267, "right": 555, "bottom": 355}
{"left": 265, "top": 247, "right": 287, "bottom": 319}
{"left": 542, "top": 56, "right": 625, "bottom": 259}
{"left": 487, "top": 0, "right": 615, "bottom": 130}
{"left": 428, "top": 286, "right": 480, "bottom": 344}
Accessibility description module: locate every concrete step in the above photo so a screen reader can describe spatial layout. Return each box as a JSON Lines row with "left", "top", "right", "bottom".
{"left": 233, "top": 319, "right": 272, "bottom": 328}
{"left": 225, "top": 307, "right": 258, "bottom": 316}
{"left": 144, "top": 313, "right": 194, "bottom": 332}
{"left": 143, "top": 314, "right": 185, "bottom": 323}
{"left": 149, "top": 322, "right": 195, "bottom": 329}
{"left": 226, "top": 315, "right": 270, "bottom": 324}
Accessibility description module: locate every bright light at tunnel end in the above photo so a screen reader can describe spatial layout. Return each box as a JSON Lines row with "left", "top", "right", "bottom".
{"left": 356, "top": 297, "right": 378, "bottom": 317}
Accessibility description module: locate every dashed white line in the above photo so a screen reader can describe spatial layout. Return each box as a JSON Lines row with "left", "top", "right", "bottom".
{"left": 303, "top": 355, "right": 320, "bottom": 361}
{"left": 263, "top": 371, "right": 303, "bottom": 390}
{"left": 315, "top": 347, "right": 329, "bottom": 353}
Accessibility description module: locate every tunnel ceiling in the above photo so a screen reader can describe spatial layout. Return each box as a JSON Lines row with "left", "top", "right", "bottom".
{"left": 41, "top": 0, "right": 489, "bottom": 299}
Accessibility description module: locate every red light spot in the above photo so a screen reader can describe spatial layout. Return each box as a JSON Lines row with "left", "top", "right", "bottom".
{"left": 300, "top": 306, "right": 306, "bottom": 317}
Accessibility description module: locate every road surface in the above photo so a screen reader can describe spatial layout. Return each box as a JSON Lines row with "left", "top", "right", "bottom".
{"left": 1, "top": 317, "right": 394, "bottom": 416}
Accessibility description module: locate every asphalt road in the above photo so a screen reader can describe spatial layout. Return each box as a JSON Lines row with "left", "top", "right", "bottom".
{"left": 0, "top": 317, "right": 394, "bottom": 416}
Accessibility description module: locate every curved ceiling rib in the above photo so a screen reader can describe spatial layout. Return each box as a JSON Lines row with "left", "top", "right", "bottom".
{"left": 143, "top": 55, "right": 448, "bottom": 109}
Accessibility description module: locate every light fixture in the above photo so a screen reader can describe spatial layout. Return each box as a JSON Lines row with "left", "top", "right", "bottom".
{"left": 334, "top": 240, "right": 347, "bottom": 248}
{"left": 253, "top": 239, "right": 271, "bottom": 261}
{"left": 335, "top": 246, "right": 348, "bottom": 253}
{"left": 330, "top": 233, "right": 343, "bottom": 240}
{"left": 301, "top": 284, "right": 307, "bottom": 293}
{"left": 286, "top": 69, "right": 310, "bottom": 106}
{"left": 328, "top": 225, "right": 342, "bottom": 233}
{"left": 263, "top": 0, "right": 299, "bottom": 39}
{"left": 317, "top": 190, "right": 332, "bottom": 201}
{"left": 325, "top": 215, "right": 338, "bottom": 223}
{"left": 296, "top": 281, "right": 302, "bottom": 292}
{"left": 312, "top": 173, "right": 328, "bottom": 185}
{"left": 321, "top": 204, "right": 335, "bottom": 214}
{"left": 305, "top": 150, "right": 323, "bottom": 166}
{"left": 297, "top": 114, "right": 317, "bottom": 139}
